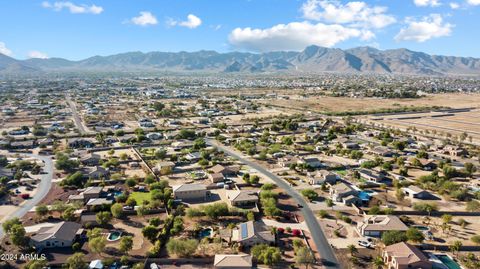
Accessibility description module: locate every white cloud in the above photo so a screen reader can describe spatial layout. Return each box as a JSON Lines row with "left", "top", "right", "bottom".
{"left": 0, "top": 42, "right": 13, "bottom": 56}
{"left": 301, "top": 0, "right": 396, "bottom": 29}
{"left": 168, "top": 14, "right": 202, "bottom": 29}
{"left": 449, "top": 2, "right": 460, "bottom": 8}
{"left": 467, "top": 0, "right": 480, "bottom": 5}
{"left": 28, "top": 51, "right": 49, "bottom": 59}
{"left": 229, "top": 21, "right": 371, "bottom": 52}
{"left": 413, "top": 0, "right": 441, "bottom": 7}
{"left": 395, "top": 14, "right": 453, "bottom": 42}
{"left": 130, "top": 11, "right": 158, "bottom": 26}
{"left": 42, "top": 1, "right": 103, "bottom": 14}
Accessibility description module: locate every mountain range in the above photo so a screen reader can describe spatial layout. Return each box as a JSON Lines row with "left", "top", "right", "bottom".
{"left": 1, "top": 45, "right": 480, "bottom": 76}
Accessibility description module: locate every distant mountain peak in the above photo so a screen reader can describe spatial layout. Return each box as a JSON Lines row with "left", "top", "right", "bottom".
{"left": 1, "top": 46, "right": 479, "bottom": 76}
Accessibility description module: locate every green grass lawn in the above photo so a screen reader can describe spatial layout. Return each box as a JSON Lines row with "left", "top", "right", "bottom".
{"left": 334, "top": 169, "right": 347, "bottom": 176}
{"left": 130, "top": 191, "right": 151, "bottom": 204}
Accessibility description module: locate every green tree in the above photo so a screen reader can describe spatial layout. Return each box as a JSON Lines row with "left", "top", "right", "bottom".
{"left": 2, "top": 218, "right": 21, "bottom": 233}
{"left": 251, "top": 244, "right": 282, "bottom": 265}
{"left": 96, "top": 211, "right": 112, "bottom": 226}
{"left": 381, "top": 230, "right": 407, "bottom": 246}
{"left": 89, "top": 236, "right": 106, "bottom": 256}
{"left": 24, "top": 260, "right": 48, "bottom": 269}
{"left": 301, "top": 189, "right": 318, "bottom": 202}
{"left": 35, "top": 204, "right": 49, "bottom": 219}
{"left": 119, "top": 236, "right": 133, "bottom": 254}
{"left": 9, "top": 224, "right": 27, "bottom": 247}
{"left": 442, "top": 214, "right": 453, "bottom": 224}
{"left": 450, "top": 240, "right": 463, "bottom": 257}
{"left": 372, "top": 256, "right": 385, "bottom": 269}
{"left": 142, "top": 225, "right": 158, "bottom": 243}
{"left": 413, "top": 202, "right": 438, "bottom": 216}
{"left": 406, "top": 228, "right": 425, "bottom": 243}
{"left": 62, "top": 206, "right": 76, "bottom": 221}
{"left": 65, "top": 253, "right": 88, "bottom": 269}
{"left": 111, "top": 203, "right": 123, "bottom": 218}
{"left": 347, "top": 244, "right": 358, "bottom": 257}
{"left": 295, "top": 246, "right": 315, "bottom": 269}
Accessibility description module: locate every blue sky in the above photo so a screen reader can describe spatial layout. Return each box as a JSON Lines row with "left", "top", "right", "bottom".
{"left": 0, "top": 0, "right": 479, "bottom": 60}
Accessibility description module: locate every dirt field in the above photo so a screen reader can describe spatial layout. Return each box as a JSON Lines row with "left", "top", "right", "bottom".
{"left": 258, "top": 93, "right": 480, "bottom": 113}
{"left": 363, "top": 108, "right": 480, "bottom": 143}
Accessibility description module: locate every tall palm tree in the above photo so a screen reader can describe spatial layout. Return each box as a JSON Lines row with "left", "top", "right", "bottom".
{"left": 347, "top": 244, "right": 358, "bottom": 257}
{"left": 372, "top": 256, "right": 385, "bottom": 269}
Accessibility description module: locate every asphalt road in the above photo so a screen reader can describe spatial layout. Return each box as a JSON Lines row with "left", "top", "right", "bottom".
{"left": 206, "top": 139, "right": 340, "bottom": 268}
{"left": 66, "top": 95, "right": 88, "bottom": 135}
{"left": 0, "top": 154, "right": 53, "bottom": 238}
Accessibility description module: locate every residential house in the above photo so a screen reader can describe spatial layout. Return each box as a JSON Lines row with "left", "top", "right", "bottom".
{"left": 277, "top": 156, "right": 299, "bottom": 168}
{"left": 214, "top": 254, "right": 253, "bottom": 269}
{"left": 358, "top": 169, "right": 387, "bottom": 184}
{"left": 209, "top": 172, "right": 225, "bottom": 183}
{"left": 297, "top": 157, "right": 322, "bottom": 169}
{"left": 226, "top": 190, "right": 259, "bottom": 207}
{"left": 185, "top": 152, "right": 201, "bottom": 162}
{"left": 383, "top": 242, "right": 432, "bottom": 269}
{"left": 329, "top": 182, "right": 359, "bottom": 205}
{"left": 210, "top": 164, "right": 239, "bottom": 176}
{"left": 80, "top": 153, "right": 101, "bottom": 166}
{"left": 308, "top": 170, "right": 337, "bottom": 185}
{"left": 68, "top": 138, "right": 95, "bottom": 149}
{"left": 402, "top": 186, "right": 430, "bottom": 199}
{"left": 154, "top": 161, "right": 175, "bottom": 175}
{"left": 88, "top": 166, "right": 109, "bottom": 179}
{"left": 146, "top": 132, "right": 162, "bottom": 140}
{"left": 232, "top": 221, "right": 275, "bottom": 247}
{"left": 369, "top": 146, "right": 395, "bottom": 157}
{"left": 86, "top": 198, "right": 112, "bottom": 211}
{"left": 0, "top": 167, "right": 14, "bottom": 180}
{"left": 443, "top": 146, "right": 467, "bottom": 157}
{"left": 172, "top": 184, "right": 207, "bottom": 201}
{"left": 30, "top": 221, "right": 82, "bottom": 249}
{"left": 357, "top": 215, "right": 408, "bottom": 237}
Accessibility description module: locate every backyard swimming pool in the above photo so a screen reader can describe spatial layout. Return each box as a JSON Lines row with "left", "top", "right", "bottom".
{"left": 107, "top": 231, "right": 122, "bottom": 241}
{"left": 436, "top": 254, "right": 462, "bottom": 269}
{"left": 198, "top": 228, "right": 212, "bottom": 238}
{"left": 358, "top": 191, "right": 372, "bottom": 201}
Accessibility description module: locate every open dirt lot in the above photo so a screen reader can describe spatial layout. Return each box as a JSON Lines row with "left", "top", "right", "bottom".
{"left": 364, "top": 108, "right": 480, "bottom": 143}
{"left": 259, "top": 93, "right": 480, "bottom": 113}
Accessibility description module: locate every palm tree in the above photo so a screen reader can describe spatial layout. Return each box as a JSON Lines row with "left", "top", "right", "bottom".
{"left": 347, "top": 244, "right": 358, "bottom": 257}
{"left": 372, "top": 256, "right": 385, "bottom": 269}
{"left": 450, "top": 241, "right": 463, "bottom": 257}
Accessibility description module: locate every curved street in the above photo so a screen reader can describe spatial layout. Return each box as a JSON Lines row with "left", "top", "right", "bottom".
{"left": 206, "top": 139, "right": 340, "bottom": 268}
{"left": 0, "top": 154, "right": 53, "bottom": 238}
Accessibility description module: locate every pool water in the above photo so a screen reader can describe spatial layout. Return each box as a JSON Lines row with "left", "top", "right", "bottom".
{"left": 413, "top": 225, "right": 429, "bottom": 231}
{"left": 107, "top": 231, "right": 122, "bottom": 241}
{"left": 358, "top": 191, "right": 372, "bottom": 201}
{"left": 113, "top": 191, "right": 123, "bottom": 197}
{"left": 436, "top": 255, "right": 462, "bottom": 269}
{"left": 198, "top": 228, "right": 212, "bottom": 238}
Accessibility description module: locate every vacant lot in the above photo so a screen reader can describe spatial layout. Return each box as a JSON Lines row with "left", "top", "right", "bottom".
{"left": 259, "top": 93, "right": 480, "bottom": 113}
{"left": 364, "top": 108, "right": 480, "bottom": 143}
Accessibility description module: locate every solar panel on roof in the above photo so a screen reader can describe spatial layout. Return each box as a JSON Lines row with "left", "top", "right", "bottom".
{"left": 240, "top": 223, "right": 248, "bottom": 239}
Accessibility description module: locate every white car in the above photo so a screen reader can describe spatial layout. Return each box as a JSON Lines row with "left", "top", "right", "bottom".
{"left": 358, "top": 240, "right": 372, "bottom": 248}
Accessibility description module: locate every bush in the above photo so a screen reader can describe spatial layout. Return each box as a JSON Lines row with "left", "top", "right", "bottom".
{"left": 381, "top": 231, "right": 407, "bottom": 246}
{"left": 166, "top": 238, "right": 199, "bottom": 258}
{"left": 318, "top": 210, "right": 329, "bottom": 218}
{"left": 406, "top": 228, "right": 424, "bottom": 243}
{"left": 300, "top": 189, "right": 318, "bottom": 201}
